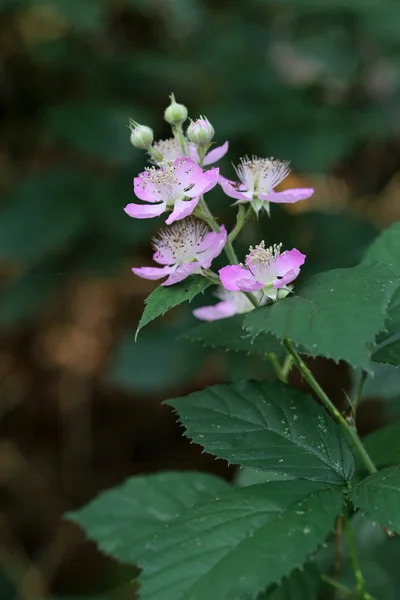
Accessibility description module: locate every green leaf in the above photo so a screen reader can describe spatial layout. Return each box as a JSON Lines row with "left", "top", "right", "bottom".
{"left": 136, "top": 277, "right": 211, "bottom": 337}
{"left": 372, "top": 338, "right": 400, "bottom": 365}
{"left": 166, "top": 380, "right": 355, "bottom": 484}
{"left": 185, "top": 314, "right": 285, "bottom": 356}
{"left": 244, "top": 264, "right": 398, "bottom": 370}
{"left": 66, "top": 471, "right": 230, "bottom": 564}
{"left": 138, "top": 481, "right": 343, "bottom": 600}
{"left": 364, "top": 422, "right": 400, "bottom": 469}
{"left": 362, "top": 222, "right": 400, "bottom": 272}
{"left": 261, "top": 564, "right": 320, "bottom": 600}
{"left": 235, "top": 467, "right": 295, "bottom": 487}
{"left": 353, "top": 466, "right": 400, "bottom": 534}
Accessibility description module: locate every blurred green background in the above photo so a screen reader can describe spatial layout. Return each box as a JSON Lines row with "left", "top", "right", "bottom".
{"left": 1, "top": 0, "right": 400, "bottom": 598}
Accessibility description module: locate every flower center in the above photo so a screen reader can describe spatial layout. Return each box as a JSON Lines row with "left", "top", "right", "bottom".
{"left": 153, "top": 217, "right": 209, "bottom": 264}
{"left": 143, "top": 164, "right": 186, "bottom": 205}
{"left": 152, "top": 138, "right": 182, "bottom": 163}
{"left": 235, "top": 156, "right": 291, "bottom": 194}
{"left": 245, "top": 241, "right": 282, "bottom": 285}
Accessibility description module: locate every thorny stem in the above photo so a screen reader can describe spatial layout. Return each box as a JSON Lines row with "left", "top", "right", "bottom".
{"left": 282, "top": 339, "right": 377, "bottom": 475}
{"left": 344, "top": 509, "right": 375, "bottom": 600}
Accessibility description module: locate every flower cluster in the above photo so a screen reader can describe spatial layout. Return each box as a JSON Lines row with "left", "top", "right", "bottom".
{"left": 126, "top": 95, "right": 312, "bottom": 319}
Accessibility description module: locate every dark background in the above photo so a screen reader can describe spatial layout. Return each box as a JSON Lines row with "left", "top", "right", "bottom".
{"left": 1, "top": 0, "right": 400, "bottom": 598}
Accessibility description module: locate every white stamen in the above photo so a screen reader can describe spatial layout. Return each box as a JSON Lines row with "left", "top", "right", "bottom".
{"left": 151, "top": 138, "right": 182, "bottom": 163}
{"left": 245, "top": 240, "right": 282, "bottom": 284}
{"left": 141, "top": 159, "right": 194, "bottom": 205}
{"left": 152, "top": 217, "right": 209, "bottom": 264}
{"left": 234, "top": 156, "right": 291, "bottom": 194}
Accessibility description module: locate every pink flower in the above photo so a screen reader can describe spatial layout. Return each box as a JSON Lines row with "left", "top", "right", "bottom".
{"left": 151, "top": 138, "right": 229, "bottom": 166}
{"left": 124, "top": 157, "right": 219, "bottom": 225}
{"left": 132, "top": 217, "right": 227, "bottom": 287}
{"left": 219, "top": 242, "right": 306, "bottom": 301}
{"left": 193, "top": 288, "right": 260, "bottom": 321}
{"left": 219, "top": 156, "right": 314, "bottom": 215}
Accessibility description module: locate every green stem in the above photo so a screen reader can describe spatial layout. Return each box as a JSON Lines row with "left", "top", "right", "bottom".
{"left": 202, "top": 269, "right": 220, "bottom": 284}
{"left": 282, "top": 339, "right": 377, "bottom": 475}
{"left": 344, "top": 509, "right": 375, "bottom": 599}
{"left": 196, "top": 197, "right": 259, "bottom": 308}
{"left": 172, "top": 124, "right": 187, "bottom": 154}
{"left": 321, "top": 574, "right": 353, "bottom": 597}
{"left": 228, "top": 205, "right": 252, "bottom": 244}
{"left": 267, "top": 353, "right": 285, "bottom": 382}
{"left": 281, "top": 354, "right": 293, "bottom": 382}
{"left": 352, "top": 370, "right": 367, "bottom": 413}
{"left": 198, "top": 196, "right": 239, "bottom": 264}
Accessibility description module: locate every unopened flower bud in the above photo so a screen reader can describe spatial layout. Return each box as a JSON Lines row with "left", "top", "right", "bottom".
{"left": 129, "top": 120, "right": 154, "bottom": 150}
{"left": 187, "top": 117, "right": 215, "bottom": 146}
{"left": 164, "top": 93, "right": 188, "bottom": 126}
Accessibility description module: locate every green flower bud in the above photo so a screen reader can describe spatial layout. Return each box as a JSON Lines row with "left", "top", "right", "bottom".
{"left": 129, "top": 120, "right": 154, "bottom": 150}
{"left": 164, "top": 93, "right": 188, "bottom": 126}
{"left": 187, "top": 116, "right": 215, "bottom": 146}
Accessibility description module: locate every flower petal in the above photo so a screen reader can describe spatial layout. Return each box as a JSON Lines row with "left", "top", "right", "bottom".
{"left": 273, "top": 248, "right": 306, "bottom": 289}
{"left": 165, "top": 196, "right": 200, "bottom": 225}
{"left": 203, "top": 141, "right": 229, "bottom": 166}
{"left": 193, "top": 300, "right": 236, "bottom": 321}
{"left": 219, "top": 265, "right": 262, "bottom": 292}
{"left": 133, "top": 173, "right": 160, "bottom": 202}
{"left": 174, "top": 157, "right": 204, "bottom": 192}
{"left": 274, "top": 270, "right": 298, "bottom": 289}
{"left": 132, "top": 265, "right": 174, "bottom": 281}
{"left": 124, "top": 201, "right": 166, "bottom": 219}
{"left": 274, "top": 248, "right": 306, "bottom": 276}
{"left": 197, "top": 225, "right": 227, "bottom": 269}
{"left": 219, "top": 175, "right": 251, "bottom": 201}
{"left": 162, "top": 262, "right": 201, "bottom": 286}
{"left": 201, "top": 167, "right": 219, "bottom": 194}
{"left": 259, "top": 188, "right": 314, "bottom": 204}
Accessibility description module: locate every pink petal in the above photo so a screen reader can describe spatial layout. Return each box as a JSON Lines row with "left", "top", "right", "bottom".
{"left": 152, "top": 249, "right": 175, "bottom": 265}
{"left": 173, "top": 157, "right": 203, "bottom": 191}
{"left": 219, "top": 175, "right": 251, "bottom": 202}
{"left": 197, "top": 225, "right": 227, "bottom": 269}
{"left": 219, "top": 265, "right": 262, "bottom": 292}
{"left": 162, "top": 262, "right": 201, "bottom": 286}
{"left": 274, "top": 269, "right": 298, "bottom": 289}
{"left": 193, "top": 300, "right": 236, "bottom": 321}
{"left": 201, "top": 167, "right": 219, "bottom": 194}
{"left": 132, "top": 265, "right": 174, "bottom": 281}
{"left": 203, "top": 141, "right": 229, "bottom": 166}
{"left": 124, "top": 201, "right": 166, "bottom": 219}
{"left": 133, "top": 173, "right": 160, "bottom": 202}
{"left": 273, "top": 248, "right": 306, "bottom": 289}
{"left": 259, "top": 188, "right": 314, "bottom": 204}
{"left": 165, "top": 196, "right": 200, "bottom": 225}
{"left": 274, "top": 248, "right": 306, "bottom": 276}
